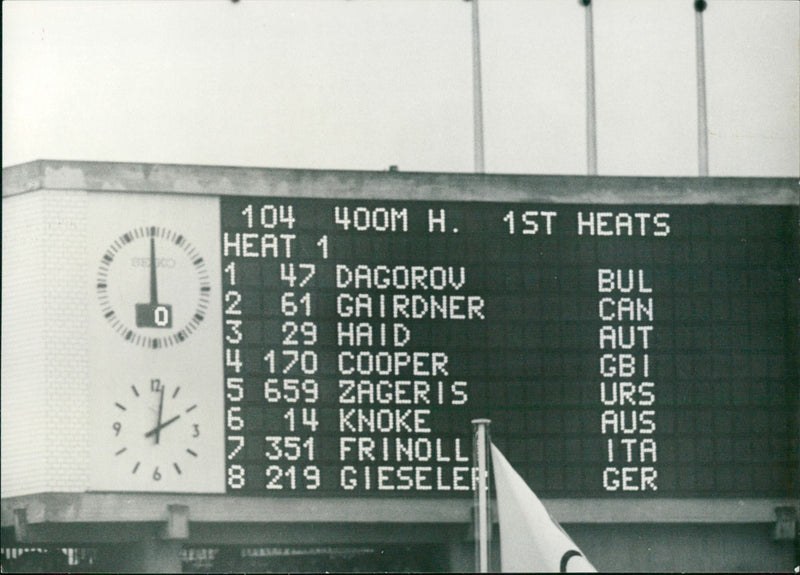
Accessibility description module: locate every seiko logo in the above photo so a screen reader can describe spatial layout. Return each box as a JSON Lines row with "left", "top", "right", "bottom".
{"left": 131, "top": 257, "right": 176, "bottom": 268}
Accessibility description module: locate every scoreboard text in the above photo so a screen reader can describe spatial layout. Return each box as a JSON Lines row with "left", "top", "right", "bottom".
{"left": 219, "top": 196, "right": 798, "bottom": 497}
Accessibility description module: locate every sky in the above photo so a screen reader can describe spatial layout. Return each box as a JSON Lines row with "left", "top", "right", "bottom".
{"left": 2, "top": 0, "right": 798, "bottom": 178}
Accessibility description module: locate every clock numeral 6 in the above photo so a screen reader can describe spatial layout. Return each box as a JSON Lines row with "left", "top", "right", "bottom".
{"left": 153, "top": 467, "right": 162, "bottom": 481}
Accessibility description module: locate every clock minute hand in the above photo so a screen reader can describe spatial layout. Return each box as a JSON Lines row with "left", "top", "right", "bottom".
{"left": 149, "top": 236, "right": 159, "bottom": 305}
{"left": 144, "top": 414, "right": 181, "bottom": 439}
{"left": 135, "top": 234, "right": 172, "bottom": 329}
{"left": 154, "top": 386, "right": 165, "bottom": 444}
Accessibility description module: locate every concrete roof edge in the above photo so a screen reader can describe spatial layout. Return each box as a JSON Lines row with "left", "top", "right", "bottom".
{"left": 2, "top": 160, "right": 798, "bottom": 205}
{"left": 2, "top": 493, "right": 797, "bottom": 526}
{"left": 2, "top": 160, "right": 45, "bottom": 197}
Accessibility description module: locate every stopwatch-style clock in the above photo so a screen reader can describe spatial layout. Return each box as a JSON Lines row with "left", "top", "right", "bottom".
{"left": 111, "top": 377, "right": 202, "bottom": 482}
{"left": 96, "top": 226, "right": 211, "bottom": 348}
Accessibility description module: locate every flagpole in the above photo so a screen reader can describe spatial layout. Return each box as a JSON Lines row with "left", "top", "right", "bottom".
{"left": 582, "top": 0, "right": 598, "bottom": 175}
{"left": 694, "top": 0, "right": 709, "bottom": 176}
{"left": 468, "top": 0, "right": 485, "bottom": 174}
{"left": 472, "top": 418, "right": 491, "bottom": 572}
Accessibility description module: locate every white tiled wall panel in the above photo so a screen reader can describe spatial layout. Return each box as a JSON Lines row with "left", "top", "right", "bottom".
{"left": 1, "top": 191, "right": 89, "bottom": 496}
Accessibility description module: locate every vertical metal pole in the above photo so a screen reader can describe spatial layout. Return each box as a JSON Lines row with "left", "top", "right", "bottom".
{"left": 695, "top": 0, "right": 709, "bottom": 176}
{"left": 470, "top": 0, "right": 486, "bottom": 173}
{"left": 472, "top": 418, "right": 491, "bottom": 572}
{"left": 583, "top": 0, "right": 598, "bottom": 175}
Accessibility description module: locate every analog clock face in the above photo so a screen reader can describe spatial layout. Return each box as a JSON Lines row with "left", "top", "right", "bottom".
{"left": 111, "top": 378, "right": 201, "bottom": 482}
{"left": 96, "top": 226, "right": 211, "bottom": 348}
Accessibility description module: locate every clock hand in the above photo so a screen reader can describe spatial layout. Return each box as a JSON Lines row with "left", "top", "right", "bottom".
{"left": 155, "top": 386, "right": 165, "bottom": 444}
{"left": 149, "top": 236, "right": 159, "bottom": 305}
{"left": 144, "top": 413, "right": 181, "bottom": 439}
{"left": 134, "top": 235, "right": 172, "bottom": 328}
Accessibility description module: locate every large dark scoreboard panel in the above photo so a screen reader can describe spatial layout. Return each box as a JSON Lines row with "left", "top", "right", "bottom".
{"left": 220, "top": 196, "right": 798, "bottom": 497}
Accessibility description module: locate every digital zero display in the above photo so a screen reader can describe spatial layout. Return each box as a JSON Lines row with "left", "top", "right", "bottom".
{"left": 219, "top": 196, "right": 798, "bottom": 497}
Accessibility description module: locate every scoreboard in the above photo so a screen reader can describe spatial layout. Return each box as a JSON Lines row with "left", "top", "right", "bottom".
{"left": 217, "top": 193, "right": 798, "bottom": 498}
{"left": 6, "top": 163, "right": 799, "bottom": 575}
{"left": 8, "top": 165, "right": 788, "bottom": 500}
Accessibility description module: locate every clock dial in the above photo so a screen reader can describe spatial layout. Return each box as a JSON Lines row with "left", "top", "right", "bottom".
{"left": 96, "top": 226, "right": 211, "bottom": 348}
{"left": 111, "top": 378, "right": 201, "bottom": 482}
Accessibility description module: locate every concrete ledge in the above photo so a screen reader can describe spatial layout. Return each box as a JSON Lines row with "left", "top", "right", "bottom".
{"left": 2, "top": 493, "right": 797, "bottom": 528}
{"left": 3, "top": 160, "right": 797, "bottom": 205}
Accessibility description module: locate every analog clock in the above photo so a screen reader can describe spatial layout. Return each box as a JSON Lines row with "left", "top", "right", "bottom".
{"left": 96, "top": 226, "right": 211, "bottom": 348}
{"left": 111, "top": 378, "right": 201, "bottom": 482}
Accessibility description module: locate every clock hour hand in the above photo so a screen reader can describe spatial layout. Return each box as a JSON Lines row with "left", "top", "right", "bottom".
{"left": 135, "top": 235, "right": 172, "bottom": 328}
{"left": 144, "top": 413, "right": 181, "bottom": 440}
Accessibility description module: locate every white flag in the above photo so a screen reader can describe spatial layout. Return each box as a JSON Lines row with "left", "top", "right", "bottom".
{"left": 491, "top": 443, "right": 596, "bottom": 573}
